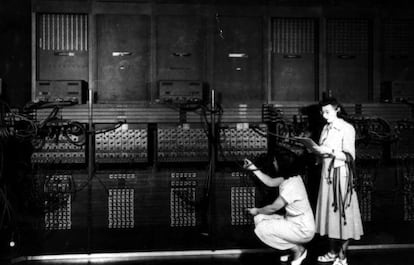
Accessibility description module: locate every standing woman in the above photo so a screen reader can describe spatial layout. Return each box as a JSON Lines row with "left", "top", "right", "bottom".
{"left": 313, "top": 98, "right": 363, "bottom": 265}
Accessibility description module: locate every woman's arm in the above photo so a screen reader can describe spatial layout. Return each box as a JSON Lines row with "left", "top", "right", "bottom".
{"left": 248, "top": 196, "right": 287, "bottom": 215}
{"left": 321, "top": 124, "right": 356, "bottom": 161}
{"left": 244, "top": 158, "right": 283, "bottom": 187}
{"left": 313, "top": 125, "right": 355, "bottom": 161}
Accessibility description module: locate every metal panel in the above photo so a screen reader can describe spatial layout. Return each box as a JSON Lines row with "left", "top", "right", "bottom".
{"left": 213, "top": 169, "right": 259, "bottom": 247}
{"left": 33, "top": 170, "right": 89, "bottom": 229}
{"left": 37, "top": 13, "right": 88, "bottom": 81}
{"left": 326, "top": 19, "right": 371, "bottom": 102}
{"left": 92, "top": 171, "right": 140, "bottom": 229}
{"left": 91, "top": 169, "right": 207, "bottom": 228}
{"left": 381, "top": 19, "right": 414, "bottom": 81}
{"left": 218, "top": 123, "right": 268, "bottom": 162}
{"left": 157, "top": 123, "right": 209, "bottom": 162}
{"left": 157, "top": 15, "right": 204, "bottom": 81}
{"left": 213, "top": 16, "right": 263, "bottom": 107}
{"left": 271, "top": 18, "right": 317, "bottom": 101}
{"left": 96, "top": 14, "right": 150, "bottom": 102}
{"left": 94, "top": 123, "right": 148, "bottom": 164}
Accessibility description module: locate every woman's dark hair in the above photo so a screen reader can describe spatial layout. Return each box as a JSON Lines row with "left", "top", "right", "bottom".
{"left": 319, "top": 97, "right": 340, "bottom": 109}
{"left": 253, "top": 150, "right": 307, "bottom": 179}
{"left": 252, "top": 153, "right": 278, "bottom": 177}
{"left": 319, "top": 97, "right": 348, "bottom": 118}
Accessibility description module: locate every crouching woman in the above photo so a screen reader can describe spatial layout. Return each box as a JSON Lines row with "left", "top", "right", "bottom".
{"left": 244, "top": 154, "right": 315, "bottom": 265}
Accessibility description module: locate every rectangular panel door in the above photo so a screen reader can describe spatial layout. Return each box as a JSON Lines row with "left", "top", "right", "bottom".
{"left": 326, "top": 19, "right": 371, "bottom": 102}
{"left": 381, "top": 19, "right": 414, "bottom": 101}
{"left": 271, "top": 18, "right": 317, "bottom": 101}
{"left": 157, "top": 15, "right": 204, "bottom": 81}
{"left": 96, "top": 14, "right": 150, "bottom": 102}
{"left": 213, "top": 16, "right": 263, "bottom": 107}
{"left": 382, "top": 19, "right": 414, "bottom": 81}
{"left": 37, "top": 13, "right": 88, "bottom": 81}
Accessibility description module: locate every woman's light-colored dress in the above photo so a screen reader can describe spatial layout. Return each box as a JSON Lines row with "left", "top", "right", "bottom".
{"left": 254, "top": 176, "right": 315, "bottom": 250}
{"left": 315, "top": 118, "right": 364, "bottom": 240}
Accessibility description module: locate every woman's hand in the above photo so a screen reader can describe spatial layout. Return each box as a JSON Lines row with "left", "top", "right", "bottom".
{"left": 314, "top": 145, "right": 334, "bottom": 157}
{"left": 243, "top": 158, "right": 257, "bottom": 170}
{"left": 247, "top": 207, "right": 259, "bottom": 216}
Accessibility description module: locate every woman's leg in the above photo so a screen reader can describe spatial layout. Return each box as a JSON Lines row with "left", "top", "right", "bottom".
{"left": 291, "top": 244, "right": 305, "bottom": 260}
{"left": 317, "top": 238, "right": 338, "bottom": 262}
{"left": 338, "top": 239, "right": 349, "bottom": 259}
{"left": 290, "top": 244, "right": 307, "bottom": 265}
{"left": 329, "top": 238, "right": 338, "bottom": 254}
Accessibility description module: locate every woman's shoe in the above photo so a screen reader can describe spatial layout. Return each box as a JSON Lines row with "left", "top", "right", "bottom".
{"left": 317, "top": 252, "right": 337, "bottom": 262}
{"left": 291, "top": 249, "right": 307, "bottom": 265}
{"left": 280, "top": 254, "right": 290, "bottom": 262}
{"left": 333, "top": 258, "right": 348, "bottom": 265}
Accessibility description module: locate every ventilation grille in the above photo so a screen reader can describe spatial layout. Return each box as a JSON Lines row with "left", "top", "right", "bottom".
{"left": 38, "top": 13, "right": 88, "bottom": 51}
{"left": 273, "top": 18, "right": 315, "bottom": 54}
{"left": 327, "top": 19, "right": 369, "bottom": 54}
{"left": 383, "top": 19, "right": 414, "bottom": 55}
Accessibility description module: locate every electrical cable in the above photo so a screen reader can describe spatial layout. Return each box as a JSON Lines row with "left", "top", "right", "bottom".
{"left": 62, "top": 121, "right": 86, "bottom": 146}
{"left": 167, "top": 99, "right": 225, "bottom": 212}
{"left": 94, "top": 121, "right": 126, "bottom": 135}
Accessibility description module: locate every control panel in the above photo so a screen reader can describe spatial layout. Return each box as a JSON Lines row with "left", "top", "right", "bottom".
{"left": 157, "top": 124, "right": 209, "bottom": 162}
{"left": 36, "top": 80, "right": 87, "bottom": 104}
{"left": 107, "top": 173, "right": 136, "bottom": 229}
{"left": 159, "top": 80, "right": 204, "bottom": 104}
{"left": 95, "top": 124, "right": 148, "bottom": 163}
{"left": 402, "top": 164, "right": 414, "bottom": 221}
{"left": 44, "top": 174, "right": 72, "bottom": 230}
{"left": 392, "top": 121, "right": 414, "bottom": 159}
{"left": 170, "top": 172, "right": 197, "bottom": 227}
{"left": 219, "top": 123, "right": 268, "bottom": 161}
{"left": 31, "top": 134, "right": 85, "bottom": 164}
{"left": 231, "top": 186, "right": 255, "bottom": 226}
{"left": 356, "top": 168, "right": 374, "bottom": 222}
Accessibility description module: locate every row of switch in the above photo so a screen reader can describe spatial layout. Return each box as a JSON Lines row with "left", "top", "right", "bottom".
{"left": 32, "top": 152, "right": 85, "bottom": 164}
{"left": 230, "top": 187, "right": 255, "bottom": 226}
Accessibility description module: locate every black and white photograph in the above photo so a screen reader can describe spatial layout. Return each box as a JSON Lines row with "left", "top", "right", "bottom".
{"left": 1, "top": 0, "right": 414, "bottom": 265}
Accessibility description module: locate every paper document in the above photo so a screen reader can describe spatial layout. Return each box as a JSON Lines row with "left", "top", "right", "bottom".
{"left": 293, "top": 137, "right": 320, "bottom": 153}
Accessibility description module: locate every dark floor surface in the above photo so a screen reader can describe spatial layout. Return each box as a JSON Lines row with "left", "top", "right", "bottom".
{"left": 2, "top": 223, "right": 414, "bottom": 265}
{"left": 3, "top": 248, "right": 414, "bottom": 265}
